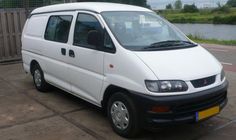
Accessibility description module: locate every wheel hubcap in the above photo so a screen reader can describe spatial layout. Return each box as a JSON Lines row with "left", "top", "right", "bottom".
{"left": 34, "top": 69, "right": 42, "bottom": 87}
{"left": 111, "top": 101, "right": 129, "bottom": 130}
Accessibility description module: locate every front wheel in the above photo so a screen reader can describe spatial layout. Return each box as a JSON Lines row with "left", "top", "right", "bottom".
{"left": 32, "top": 64, "right": 50, "bottom": 92}
{"left": 107, "top": 92, "right": 141, "bottom": 138}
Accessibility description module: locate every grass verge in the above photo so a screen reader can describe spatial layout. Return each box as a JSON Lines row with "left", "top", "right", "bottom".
{"left": 188, "top": 35, "right": 236, "bottom": 46}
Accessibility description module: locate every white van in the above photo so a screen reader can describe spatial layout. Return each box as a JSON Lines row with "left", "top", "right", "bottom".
{"left": 22, "top": 2, "right": 228, "bottom": 137}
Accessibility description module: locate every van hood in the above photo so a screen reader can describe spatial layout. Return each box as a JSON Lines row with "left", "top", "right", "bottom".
{"left": 134, "top": 46, "right": 222, "bottom": 81}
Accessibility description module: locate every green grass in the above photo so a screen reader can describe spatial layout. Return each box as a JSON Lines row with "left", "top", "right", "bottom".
{"left": 159, "top": 8, "right": 236, "bottom": 24}
{"left": 188, "top": 35, "right": 236, "bottom": 46}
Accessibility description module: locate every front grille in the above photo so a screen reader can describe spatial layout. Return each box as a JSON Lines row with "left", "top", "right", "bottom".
{"left": 174, "top": 91, "right": 227, "bottom": 116}
{"left": 191, "top": 75, "right": 216, "bottom": 88}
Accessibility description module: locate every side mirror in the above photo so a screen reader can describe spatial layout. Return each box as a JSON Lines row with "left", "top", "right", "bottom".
{"left": 87, "top": 30, "right": 102, "bottom": 48}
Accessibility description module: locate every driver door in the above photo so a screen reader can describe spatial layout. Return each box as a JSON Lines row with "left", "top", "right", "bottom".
{"left": 67, "top": 12, "right": 104, "bottom": 105}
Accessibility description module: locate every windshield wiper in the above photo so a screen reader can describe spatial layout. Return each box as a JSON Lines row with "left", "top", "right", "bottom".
{"left": 143, "top": 40, "right": 197, "bottom": 51}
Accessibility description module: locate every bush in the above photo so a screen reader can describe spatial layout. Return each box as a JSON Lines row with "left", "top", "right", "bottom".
{"left": 213, "top": 15, "right": 236, "bottom": 24}
{"left": 183, "top": 4, "right": 199, "bottom": 13}
{"left": 212, "top": 5, "right": 230, "bottom": 13}
{"left": 168, "top": 17, "right": 197, "bottom": 23}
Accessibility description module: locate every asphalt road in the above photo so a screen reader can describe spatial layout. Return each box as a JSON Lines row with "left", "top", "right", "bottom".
{"left": 202, "top": 44, "right": 236, "bottom": 72}
{"left": 0, "top": 44, "right": 235, "bottom": 140}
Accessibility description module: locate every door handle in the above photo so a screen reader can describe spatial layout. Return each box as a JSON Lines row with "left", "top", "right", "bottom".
{"left": 61, "top": 48, "right": 66, "bottom": 56}
{"left": 69, "top": 50, "right": 75, "bottom": 58}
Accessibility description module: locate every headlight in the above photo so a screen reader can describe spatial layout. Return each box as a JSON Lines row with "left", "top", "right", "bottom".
{"left": 145, "top": 81, "right": 159, "bottom": 92}
{"left": 145, "top": 80, "right": 188, "bottom": 93}
{"left": 221, "top": 69, "right": 225, "bottom": 81}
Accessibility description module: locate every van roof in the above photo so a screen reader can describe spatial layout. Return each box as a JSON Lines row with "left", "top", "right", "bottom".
{"left": 31, "top": 2, "right": 152, "bottom": 15}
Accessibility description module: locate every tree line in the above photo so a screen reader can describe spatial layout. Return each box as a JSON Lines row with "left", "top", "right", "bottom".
{"left": 0, "top": 0, "right": 149, "bottom": 8}
{"left": 166, "top": 0, "right": 236, "bottom": 13}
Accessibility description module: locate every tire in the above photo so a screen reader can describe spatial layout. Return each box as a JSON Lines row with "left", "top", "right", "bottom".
{"left": 32, "top": 64, "right": 50, "bottom": 92}
{"left": 107, "top": 92, "right": 141, "bottom": 138}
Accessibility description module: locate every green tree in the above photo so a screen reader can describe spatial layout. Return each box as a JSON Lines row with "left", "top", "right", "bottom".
{"left": 0, "top": 0, "right": 23, "bottom": 8}
{"left": 174, "top": 0, "right": 182, "bottom": 9}
{"left": 0, "top": 0, "right": 46, "bottom": 8}
{"left": 29, "top": 0, "right": 45, "bottom": 7}
{"left": 227, "top": 0, "right": 236, "bottom": 7}
{"left": 166, "top": 3, "right": 173, "bottom": 9}
{"left": 103, "top": 0, "right": 148, "bottom": 7}
{"left": 133, "top": 0, "right": 147, "bottom": 6}
{"left": 183, "top": 4, "right": 199, "bottom": 13}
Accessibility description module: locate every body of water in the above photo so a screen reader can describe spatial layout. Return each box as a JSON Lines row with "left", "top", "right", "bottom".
{"left": 174, "top": 23, "right": 236, "bottom": 40}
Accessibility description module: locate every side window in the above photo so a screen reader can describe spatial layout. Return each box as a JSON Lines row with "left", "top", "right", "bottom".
{"left": 73, "top": 14, "right": 103, "bottom": 49}
{"left": 45, "top": 15, "right": 73, "bottom": 43}
{"left": 104, "top": 31, "right": 115, "bottom": 52}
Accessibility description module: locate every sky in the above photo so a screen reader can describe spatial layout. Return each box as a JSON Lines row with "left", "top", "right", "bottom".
{"left": 147, "top": 0, "right": 228, "bottom": 9}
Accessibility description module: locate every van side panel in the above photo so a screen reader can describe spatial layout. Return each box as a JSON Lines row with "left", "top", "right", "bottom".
{"left": 22, "top": 15, "right": 48, "bottom": 74}
{"left": 26, "top": 16, "right": 46, "bottom": 37}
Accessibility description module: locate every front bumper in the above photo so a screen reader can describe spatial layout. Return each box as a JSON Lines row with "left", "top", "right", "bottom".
{"left": 129, "top": 80, "right": 228, "bottom": 128}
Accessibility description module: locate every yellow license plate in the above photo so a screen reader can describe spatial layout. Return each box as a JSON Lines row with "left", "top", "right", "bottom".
{"left": 196, "top": 106, "right": 220, "bottom": 121}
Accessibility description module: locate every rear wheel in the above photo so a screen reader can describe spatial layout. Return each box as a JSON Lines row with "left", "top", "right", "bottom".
{"left": 107, "top": 92, "right": 141, "bottom": 138}
{"left": 32, "top": 64, "right": 50, "bottom": 92}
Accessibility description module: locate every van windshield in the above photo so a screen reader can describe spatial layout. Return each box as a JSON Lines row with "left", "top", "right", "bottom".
{"left": 101, "top": 11, "right": 197, "bottom": 51}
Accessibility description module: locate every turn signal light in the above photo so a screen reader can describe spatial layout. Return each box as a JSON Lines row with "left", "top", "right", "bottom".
{"left": 151, "top": 106, "right": 170, "bottom": 113}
